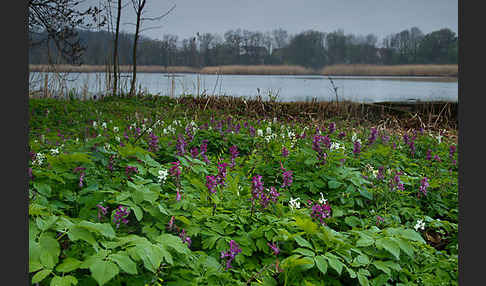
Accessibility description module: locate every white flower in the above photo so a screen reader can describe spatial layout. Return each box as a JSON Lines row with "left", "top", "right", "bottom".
{"left": 414, "top": 219, "right": 425, "bottom": 231}
{"left": 34, "top": 152, "right": 46, "bottom": 166}
{"left": 147, "top": 128, "right": 152, "bottom": 133}
{"left": 158, "top": 169, "right": 168, "bottom": 184}
{"left": 104, "top": 143, "right": 111, "bottom": 150}
{"left": 318, "top": 192, "right": 327, "bottom": 204}
{"left": 142, "top": 124, "right": 146, "bottom": 130}
{"left": 266, "top": 127, "right": 272, "bottom": 135}
{"left": 289, "top": 197, "right": 301, "bottom": 209}
{"left": 113, "top": 126, "right": 119, "bottom": 133}
{"left": 331, "top": 142, "right": 344, "bottom": 151}
{"left": 50, "top": 148, "right": 59, "bottom": 155}
{"left": 92, "top": 121, "right": 97, "bottom": 128}
{"left": 115, "top": 136, "right": 121, "bottom": 142}
{"left": 257, "top": 129, "right": 263, "bottom": 137}
{"left": 102, "top": 122, "right": 107, "bottom": 129}
{"left": 352, "top": 132, "right": 357, "bottom": 142}
{"left": 287, "top": 131, "right": 295, "bottom": 139}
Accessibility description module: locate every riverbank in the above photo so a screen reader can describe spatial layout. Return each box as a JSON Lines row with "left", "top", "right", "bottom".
{"left": 29, "top": 64, "right": 458, "bottom": 77}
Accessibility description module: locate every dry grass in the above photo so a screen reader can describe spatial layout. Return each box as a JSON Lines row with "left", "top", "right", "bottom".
{"left": 199, "top": 65, "right": 316, "bottom": 75}
{"left": 320, "top": 64, "right": 458, "bottom": 77}
{"left": 30, "top": 64, "right": 458, "bottom": 77}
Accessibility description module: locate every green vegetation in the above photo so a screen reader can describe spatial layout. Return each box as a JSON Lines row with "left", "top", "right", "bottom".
{"left": 29, "top": 96, "right": 458, "bottom": 285}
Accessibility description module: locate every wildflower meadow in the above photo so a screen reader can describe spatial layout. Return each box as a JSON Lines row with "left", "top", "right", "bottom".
{"left": 28, "top": 96, "right": 458, "bottom": 285}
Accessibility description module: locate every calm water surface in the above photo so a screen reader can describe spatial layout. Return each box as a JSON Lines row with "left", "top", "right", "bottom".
{"left": 29, "top": 72, "right": 458, "bottom": 103}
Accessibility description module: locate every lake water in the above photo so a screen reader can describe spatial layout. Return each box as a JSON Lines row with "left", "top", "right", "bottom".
{"left": 29, "top": 72, "right": 458, "bottom": 103}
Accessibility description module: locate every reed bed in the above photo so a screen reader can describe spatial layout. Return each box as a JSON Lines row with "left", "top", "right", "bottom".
{"left": 199, "top": 65, "right": 316, "bottom": 75}
{"left": 320, "top": 64, "right": 458, "bottom": 77}
{"left": 30, "top": 64, "right": 458, "bottom": 77}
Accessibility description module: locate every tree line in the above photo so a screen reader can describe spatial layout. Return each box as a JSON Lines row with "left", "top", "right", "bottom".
{"left": 30, "top": 26, "right": 458, "bottom": 68}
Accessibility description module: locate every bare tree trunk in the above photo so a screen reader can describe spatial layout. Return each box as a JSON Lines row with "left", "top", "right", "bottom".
{"left": 129, "top": 0, "right": 146, "bottom": 97}
{"left": 113, "top": 0, "right": 122, "bottom": 97}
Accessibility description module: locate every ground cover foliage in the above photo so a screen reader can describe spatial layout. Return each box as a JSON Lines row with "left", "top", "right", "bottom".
{"left": 28, "top": 96, "right": 458, "bottom": 285}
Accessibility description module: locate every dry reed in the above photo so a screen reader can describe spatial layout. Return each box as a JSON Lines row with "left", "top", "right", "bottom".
{"left": 320, "top": 64, "right": 458, "bottom": 77}
{"left": 30, "top": 64, "right": 458, "bottom": 77}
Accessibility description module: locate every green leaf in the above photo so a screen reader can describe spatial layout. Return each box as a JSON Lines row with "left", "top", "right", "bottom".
{"left": 50, "top": 275, "right": 78, "bottom": 286}
{"left": 357, "top": 274, "right": 370, "bottom": 286}
{"left": 354, "top": 254, "right": 370, "bottom": 266}
{"left": 314, "top": 255, "right": 328, "bottom": 275}
{"left": 56, "top": 257, "right": 83, "bottom": 273}
{"left": 293, "top": 248, "right": 315, "bottom": 257}
{"left": 358, "top": 188, "right": 373, "bottom": 200}
{"left": 356, "top": 236, "right": 374, "bottom": 247}
{"left": 294, "top": 216, "right": 318, "bottom": 235}
{"left": 372, "top": 261, "right": 391, "bottom": 276}
{"left": 345, "top": 216, "right": 361, "bottom": 228}
{"left": 375, "top": 238, "right": 400, "bottom": 260}
{"left": 40, "top": 251, "right": 56, "bottom": 269}
{"left": 36, "top": 216, "right": 58, "bottom": 231}
{"left": 156, "top": 233, "right": 189, "bottom": 254}
{"left": 109, "top": 252, "right": 138, "bottom": 275}
{"left": 395, "top": 238, "right": 414, "bottom": 258}
{"left": 89, "top": 260, "right": 119, "bottom": 286}
{"left": 325, "top": 253, "right": 344, "bottom": 276}
{"left": 29, "top": 260, "right": 43, "bottom": 273}
{"left": 67, "top": 226, "right": 98, "bottom": 249}
{"left": 32, "top": 269, "right": 52, "bottom": 283}
{"left": 77, "top": 221, "right": 116, "bottom": 239}
{"left": 399, "top": 229, "right": 426, "bottom": 243}
{"left": 34, "top": 182, "right": 52, "bottom": 197}
{"left": 294, "top": 235, "right": 313, "bottom": 249}
{"left": 328, "top": 180, "right": 342, "bottom": 189}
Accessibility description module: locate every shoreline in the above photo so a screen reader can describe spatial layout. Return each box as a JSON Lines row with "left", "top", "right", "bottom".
{"left": 29, "top": 64, "right": 458, "bottom": 77}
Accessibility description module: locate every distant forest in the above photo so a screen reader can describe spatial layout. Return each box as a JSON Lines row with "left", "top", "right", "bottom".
{"left": 29, "top": 27, "right": 458, "bottom": 69}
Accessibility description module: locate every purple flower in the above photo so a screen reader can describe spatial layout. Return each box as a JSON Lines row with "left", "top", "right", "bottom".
{"left": 269, "top": 187, "right": 280, "bottom": 203}
{"left": 281, "top": 170, "right": 293, "bottom": 188}
{"left": 328, "top": 122, "right": 336, "bottom": 134}
{"left": 221, "top": 240, "right": 242, "bottom": 270}
{"left": 169, "top": 161, "right": 181, "bottom": 179}
{"left": 229, "top": 145, "right": 239, "bottom": 168}
{"left": 267, "top": 242, "right": 280, "bottom": 256}
{"left": 377, "top": 166, "right": 385, "bottom": 180}
{"left": 434, "top": 155, "right": 442, "bottom": 162}
{"left": 113, "top": 206, "right": 130, "bottom": 228}
{"left": 419, "top": 177, "right": 429, "bottom": 197}
{"left": 176, "top": 134, "right": 187, "bottom": 156}
{"left": 251, "top": 175, "right": 264, "bottom": 202}
{"left": 426, "top": 149, "right": 432, "bottom": 161}
{"left": 368, "top": 127, "right": 378, "bottom": 145}
{"left": 78, "top": 172, "right": 85, "bottom": 188}
{"left": 376, "top": 215, "right": 384, "bottom": 225}
{"left": 96, "top": 204, "right": 108, "bottom": 221}
{"left": 409, "top": 140, "right": 416, "bottom": 156}
{"left": 282, "top": 146, "right": 289, "bottom": 158}
{"left": 403, "top": 133, "right": 410, "bottom": 145}
{"left": 310, "top": 201, "right": 332, "bottom": 225}
{"left": 167, "top": 216, "right": 175, "bottom": 231}
{"left": 179, "top": 229, "right": 191, "bottom": 248}
{"left": 125, "top": 166, "right": 138, "bottom": 181}
{"left": 338, "top": 132, "right": 346, "bottom": 139}
{"left": 148, "top": 132, "right": 159, "bottom": 152}
{"left": 200, "top": 140, "right": 210, "bottom": 164}
{"left": 449, "top": 145, "right": 456, "bottom": 159}
{"left": 176, "top": 189, "right": 182, "bottom": 201}
{"left": 353, "top": 141, "right": 361, "bottom": 155}
{"left": 206, "top": 175, "right": 218, "bottom": 194}
{"left": 190, "top": 147, "right": 199, "bottom": 158}
{"left": 216, "top": 162, "right": 228, "bottom": 186}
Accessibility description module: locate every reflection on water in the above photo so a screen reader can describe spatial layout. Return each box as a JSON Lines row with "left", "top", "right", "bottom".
{"left": 29, "top": 72, "right": 458, "bottom": 103}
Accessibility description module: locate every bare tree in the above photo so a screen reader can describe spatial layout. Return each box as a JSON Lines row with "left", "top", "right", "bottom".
{"left": 29, "top": 0, "right": 105, "bottom": 64}
{"left": 127, "top": 1, "right": 175, "bottom": 97}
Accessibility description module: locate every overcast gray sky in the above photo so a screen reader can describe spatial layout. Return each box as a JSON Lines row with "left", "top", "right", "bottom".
{"left": 98, "top": 0, "right": 457, "bottom": 42}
